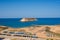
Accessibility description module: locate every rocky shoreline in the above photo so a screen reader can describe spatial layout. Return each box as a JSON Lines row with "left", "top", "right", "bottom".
{"left": 0, "top": 25, "right": 60, "bottom": 40}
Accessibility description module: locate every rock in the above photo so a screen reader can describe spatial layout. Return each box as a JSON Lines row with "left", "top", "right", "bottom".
{"left": 20, "top": 18, "right": 37, "bottom": 22}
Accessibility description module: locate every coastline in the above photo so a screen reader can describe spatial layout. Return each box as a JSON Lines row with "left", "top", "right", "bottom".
{"left": 0, "top": 18, "right": 60, "bottom": 28}
{"left": 0, "top": 25, "right": 60, "bottom": 40}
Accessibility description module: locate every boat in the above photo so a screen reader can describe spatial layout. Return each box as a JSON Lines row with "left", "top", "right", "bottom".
{"left": 20, "top": 18, "right": 37, "bottom": 22}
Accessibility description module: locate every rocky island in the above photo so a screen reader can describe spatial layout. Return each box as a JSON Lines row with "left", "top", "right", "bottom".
{"left": 20, "top": 18, "right": 37, "bottom": 22}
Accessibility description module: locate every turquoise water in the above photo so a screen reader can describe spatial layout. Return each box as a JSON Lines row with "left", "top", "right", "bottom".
{"left": 0, "top": 18, "right": 60, "bottom": 28}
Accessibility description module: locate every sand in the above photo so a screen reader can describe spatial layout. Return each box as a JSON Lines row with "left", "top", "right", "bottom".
{"left": 0, "top": 25, "right": 60, "bottom": 39}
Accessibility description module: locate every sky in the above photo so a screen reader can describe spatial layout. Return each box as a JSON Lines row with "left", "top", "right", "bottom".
{"left": 0, "top": 0, "right": 60, "bottom": 18}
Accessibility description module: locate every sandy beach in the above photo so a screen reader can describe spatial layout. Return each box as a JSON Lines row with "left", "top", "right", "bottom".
{"left": 0, "top": 25, "right": 60, "bottom": 40}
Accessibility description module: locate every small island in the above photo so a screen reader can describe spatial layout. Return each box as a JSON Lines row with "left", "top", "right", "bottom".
{"left": 20, "top": 18, "right": 37, "bottom": 22}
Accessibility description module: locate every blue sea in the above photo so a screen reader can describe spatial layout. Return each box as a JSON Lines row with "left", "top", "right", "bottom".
{"left": 0, "top": 18, "right": 60, "bottom": 28}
